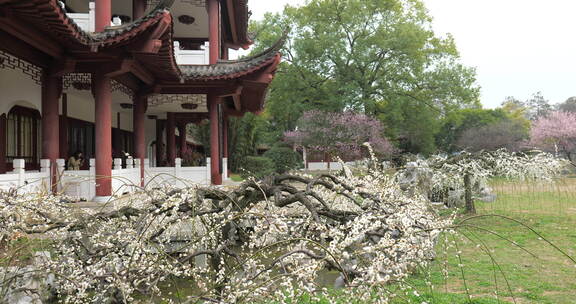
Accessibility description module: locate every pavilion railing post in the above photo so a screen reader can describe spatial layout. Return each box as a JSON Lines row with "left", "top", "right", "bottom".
{"left": 13, "top": 159, "right": 25, "bottom": 194}
{"left": 206, "top": 157, "right": 211, "bottom": 185}
{"left": 175, "top": 158, "right": 182, "bottom": 181}
{"left": 144, "top": 158, "right": 150, "bottom": 186}
{"left": 113, "top": 158, "right": 123, "bottom": 170}
{"left": 40, "top": 159, "right": 50, "bottom": 192}
{"left": 89, "top": 159, "right": 96, "bottom": 199}
{"left": 126, "top": 158, "right": 134, "bottom": 169}
{"left": 56, "top": 159, "right": 65, "bottom": 193}
{"left": 223, "top": 157, "right": 228, "bottom": 181}
{"left": 88, "top": 2, "right": 96, "bottom": 32}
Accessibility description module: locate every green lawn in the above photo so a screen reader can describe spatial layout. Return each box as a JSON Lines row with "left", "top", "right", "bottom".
{"left": 402, "top": 178, "right": 576, "bottom": 304}
{"left": 229, "top": 173, "right": 244, "bottom": 182}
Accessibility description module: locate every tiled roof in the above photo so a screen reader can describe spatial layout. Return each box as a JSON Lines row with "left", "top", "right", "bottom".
{"left": 3, "top": 0, "right": 280, "bottom": 85}
{"left": 3, "top": 0, "right": 173, "bottom": 48}
{"left": 179, "top": 34, "right": 285, "bottom": 80}
{"left": 91, "top": 3, "right": 174, "bottom": 42}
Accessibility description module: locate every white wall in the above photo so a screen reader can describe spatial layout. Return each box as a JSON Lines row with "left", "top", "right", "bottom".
{"left": 0, "top": 68, "right": 42, "bottom": 115}
{"left": 66, "top": 90, "right": 95, "bottom": 123}
{"left": 66, "top": 90, "right": 134, "bottom": 132}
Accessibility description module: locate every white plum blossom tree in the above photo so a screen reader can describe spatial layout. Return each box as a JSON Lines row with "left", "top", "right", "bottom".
{"left": 0, "top": 148, "right": 566, "bottom": 303}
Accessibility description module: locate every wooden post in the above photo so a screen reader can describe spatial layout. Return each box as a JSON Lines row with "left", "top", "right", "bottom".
{"left": 133, "top": 95, "right": 147, "bottom": 186}
{"left": 209, "top": 95, "right": 222, "bottom": 185}
{"left": 93, "top": 73, "right": 112, "bottom": 198}
{"left": 178, "top": 124, "right": 187, "bottom": 158}
{"left": 223, "top": 116, "right": 228, "bottom": 158}
{"left": 166, "top": 113, "right": 176, "bottom": 167}
{"left": 0, "top": 114, "right": 6, "bottom": 174}
{"left": 207, "top": 0, "right": 220, "bottom": 64}
{"left": 59, "top": 93, "right": 69, "bottom": 160}
{"left": 132, "top": 0, "right": 147, "bottom": 20}
{"left": 42, "top": 73, "right": 61, "bottom": 192}
{"left": 155, "top": 119, "right": 165, "bottom": 166}
{"left": 95, "top": 0, "right": 111, "bottom": 32}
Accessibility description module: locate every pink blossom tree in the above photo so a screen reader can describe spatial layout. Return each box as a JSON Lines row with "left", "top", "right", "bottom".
{"left": 530, "top": 111, "right": 576, "bottom": 162}
{"left": 285, "top": 110, "right": 395, "bottom": 160}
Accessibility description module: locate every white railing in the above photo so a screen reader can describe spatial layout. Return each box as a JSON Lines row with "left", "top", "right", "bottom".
{"left": 0, "top": 159, "right": 51, "bottom": 194}
{"left": 174, "top": 41, "right": 210, "bottom": 65}
{"left": 305, "top": 161, "right": 363, "bottom": 171}
{"left": 0, "top": 156, "right": 224, "bottom": 200}
{"left": 60, "top": 159, "right": 95, "bottom": 199}
{"left": 111, "top": 158, "right": 140, "bottom": 195}
{"left": 66, "top": 2, "right": 95, "bottom": 32}
{"left": 145, "top": 158, "right": 211, "bottom": 188}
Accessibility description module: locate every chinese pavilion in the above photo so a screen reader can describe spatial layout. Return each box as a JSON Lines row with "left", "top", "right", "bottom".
{"left": 0, "top": 0, "right": 281, "bottom": 200}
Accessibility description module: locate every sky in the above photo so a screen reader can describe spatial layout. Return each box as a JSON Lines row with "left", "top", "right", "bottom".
{"left": 238, "top": 0, "right": 576, "bottom": 108}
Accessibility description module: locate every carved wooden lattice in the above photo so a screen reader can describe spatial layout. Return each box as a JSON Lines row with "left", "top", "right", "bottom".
{"left": 62, "top": 73, "right": 134, "bottom": 98}
{"left": 148, "top": 0, "right": 205, "bottom": 7}
{"left": 0, "top": 51, "right": 43, "bottom": 85}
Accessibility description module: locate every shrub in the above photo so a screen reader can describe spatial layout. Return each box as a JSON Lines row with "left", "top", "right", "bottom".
{"left": 241, "top": 156, "right": 275, "bottom": 179}
{"left": 263, "top": 147, "right": 303, "bottom": 174}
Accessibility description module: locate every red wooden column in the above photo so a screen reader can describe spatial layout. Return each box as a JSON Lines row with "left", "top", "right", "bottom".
{"left": 133, "top": 95, "right": 147, "bottom": 186}
{"left": 223, "top": 116, "right": 228, "bottom": 158}
{"left": 178, "top": 123, "right": 187, "bottom": 157}
{"left": 207, "top": 0, "right": 220, "bottom": 64}
{"left": 42, "top": 74, "right": 61, "bottom": 192}
{"left": 155, "top": 119, "right": 165, "bottom": 166}
{"left": 208, "top": 0, "right": 222, "bottom": 184}
{"left": 166, "top": 113, "right": 176, "bottom": 166}
{"left": 93, "top": 73, "right": 113, "bottom": 198}
{"left": 96, "top": 0, "right": 111, "bottom": 32}
{"left": 59, "top": 94, "right": 69, "bottom": 160}
{"left": 0, "top": 114, "right": 6, "bottom": 174}
{"left": 132, "top": 0, "right": 147, "bottom": 20}
{"left": 209, "top": 95, "right": 222, "bottom": 185}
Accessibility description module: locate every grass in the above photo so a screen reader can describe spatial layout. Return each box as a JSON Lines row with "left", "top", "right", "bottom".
{"left": 230, "top": 173, "right": 244, "bottom": 182}
{"left": 402, "top": 177, "right": 576, "bottom": 304}
{"left": 0, "top": 236, "right": 52, "bottom": 266}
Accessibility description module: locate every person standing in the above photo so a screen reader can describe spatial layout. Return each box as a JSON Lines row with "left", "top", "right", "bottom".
{"left": 67, "top": 151, "right": 84, "bottom": 170}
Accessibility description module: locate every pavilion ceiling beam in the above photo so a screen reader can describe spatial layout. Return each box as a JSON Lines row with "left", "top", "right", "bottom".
{"left": 0, "top": 31, "right": 51, "bottom": 68}
{"left": 153, "top": 83, "right": 244, "bottom": 95}
{"left": 241, "top": 80, "right": 269, "bottom": 89}
{"left": 232, "top": 94, "right": 242, "bottom": 111}
{"left": 114, "top": 74, "right": 142, "bottom": 92}
{"left": 129, "top": 60, "right": 155, "bottom": 85}
{"left": 213, "top": 85, "right": 243, "bottom": 110}
{"left": 101, "top": 60, "right": 132, "bottom": 78}
{"left": 0, "top": 0, "right": 17, "bottom": 6}
{"left": 49, "top": 58, "right": 76, "bottom": 77}
{"left": 226, "top": 0, "right": 239, "bottom": 45}
{"left": 0, "top": 15, "right": 63, "bottom": 59}
{"left": 90, "top": 59, "right": 154, "bottom": 85}
{"left": 129, "top": 39, "right": 163, "bottom": 54}
{"left": 148, "top": 17, "right": 171, "bottom": 40}
{"left": 223, "top": 105, "right": 245, "bottom": 117}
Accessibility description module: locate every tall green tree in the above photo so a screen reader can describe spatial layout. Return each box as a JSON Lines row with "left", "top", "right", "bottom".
{"left": 251, "top": 0, "right": 480, "bottom": 154}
